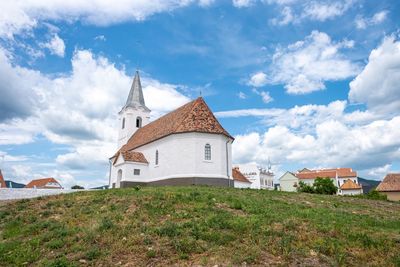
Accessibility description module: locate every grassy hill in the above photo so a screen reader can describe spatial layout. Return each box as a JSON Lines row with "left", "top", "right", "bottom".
{"left": 1, "top": 187, "right": 399, "bottom": 266}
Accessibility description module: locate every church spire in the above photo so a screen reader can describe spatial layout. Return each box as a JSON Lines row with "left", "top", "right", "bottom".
{"left": 124, "top": 70, "right": 150, "bottom": 111}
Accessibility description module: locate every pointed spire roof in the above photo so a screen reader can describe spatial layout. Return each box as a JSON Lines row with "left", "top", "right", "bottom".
{"left": 123, "top": 70, "right": 150, "bottom": 112}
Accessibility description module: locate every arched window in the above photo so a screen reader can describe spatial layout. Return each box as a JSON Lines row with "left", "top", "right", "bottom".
{"left": 205, "top": 144, "right": 211, "bottom": 160}
{"left": 136, "top": 117, "right": 142, "bottom": 128}
{"left": 155, "top": 150, "right": 159, "bottom": 165}
{"left": 122, "top": 118, "right": 125, "bottom": 129}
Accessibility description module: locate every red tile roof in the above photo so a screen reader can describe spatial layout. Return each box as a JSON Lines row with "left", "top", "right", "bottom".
{"left": 296, "top": 168, "right": 357, "bottom": 179}
{"left": 113, "top": 151, "right": 148, "bottom": 165}
{"left": 340, "top": 179, "right": 362, "bottom": 190}
{"left": 114, "top": 97, "right": 233, "bottom": 156}
{"left": 0, "top": 170, "right": 6, "bottom": 188}
{"left": 376, "top": 173, "right": 400, "bottom": 192}
{"left": 232, "top": 167, "right": 251, "bottom": 183}
{"left": 25, "top": 178, "right": 62, "bottom": 189}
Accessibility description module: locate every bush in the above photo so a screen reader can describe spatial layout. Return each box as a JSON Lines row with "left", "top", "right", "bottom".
{"left": 71, "top": 185, "right": 84, "bottom": 189}
{"left": 363, "top": 190, "right": 387, "bottom": 201}
{"left": 313, "top": 177, "right": 337, "bottom": 195}
{"left": 298, "top": 177, "right": 337, "bottom": 195}
{"left": 297, "top": 181, "right": 315, "bottom": 193}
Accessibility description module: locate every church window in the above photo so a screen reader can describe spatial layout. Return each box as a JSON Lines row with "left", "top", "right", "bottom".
{"left": 205, "top": 144, "right": 211, "bottom": 160}
{"left": 122, "top": 118, "right": 125, "bottom": 129}
{"left": 155, "top": 150, "right": 159, "bottom": 165}
{"left": 134, "top": 169, "right": 140, "bottom": 175}
{"left": 136, "top": 117, "right": 142, "bottom": 128}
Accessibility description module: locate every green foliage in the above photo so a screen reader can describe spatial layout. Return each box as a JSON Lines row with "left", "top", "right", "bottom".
{"left": 365, "top": 189, "right": 387, "bottom": 200}
{"left": 297, "top": 181, "right": 315, "bottom": 193}
{"left": 0, "top": 186, "right": 399, "bottom": 266}
{"left": 298, "top": 177, "right": 337, "bottom": 195}
{"left": 313, "top": 177, "right": 337, "bottom": 195}
{"left": 71, "top": 185, "right": 84, "bottom": 189}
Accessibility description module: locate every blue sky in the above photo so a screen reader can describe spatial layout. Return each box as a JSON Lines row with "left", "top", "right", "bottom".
{"left": 0, "top": 0, "right": 399, "bottom": 188}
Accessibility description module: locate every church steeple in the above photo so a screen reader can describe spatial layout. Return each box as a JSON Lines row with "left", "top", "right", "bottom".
{"left": 123, "top": 70, "right": 150, "bottom": 112}
{"left": 117, "top": 71, "right": 151, "bottom": 149}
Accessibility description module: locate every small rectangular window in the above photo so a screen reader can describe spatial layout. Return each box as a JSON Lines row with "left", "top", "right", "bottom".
{"left": 134, "top": 169, "right": 140, "bottom": 175}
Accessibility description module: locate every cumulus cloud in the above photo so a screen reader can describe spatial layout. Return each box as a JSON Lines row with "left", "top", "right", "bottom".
{"left": 0, "top": 0, "right": 213, "bottom": 38}
{"left": 232, "top": 0, "right": 256, "bottom": 8}
{"left": 302, "top": 0, "right": 354, "bottom": 21}
{"left": 248, "top": 71, "right": 268, "bottom": 87}
{"left": 349, "top": 36, "right": 400, "bottom": 115}
{"left": 268, "top": 31, "right": 359, "bottom": 94}
{"left": 252, "top": 88, "right": 273, "bottom": 104}
{"left": 0, "top": 48, "right": 191, "bottom": 186}
{"left": 41, "top": 34, "right": 65, "bottom": 57}
{"left": 355, "top": 10, "right": 388, "bottom": 29}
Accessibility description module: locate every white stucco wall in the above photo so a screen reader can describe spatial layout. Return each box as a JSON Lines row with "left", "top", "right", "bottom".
{"left": 235, "top": 163, "right": 261, "bottom": 189}
{"left": 279, "top": 172, "right": 299, "bottom": 192}
{"left": 234, "top": 181, "right": 251, "bottom": 189}
{"left": 118, "top": 107, "right": 151, "bottom": 148}
{"left": 336, "top": 177, "right": 358, "bottom": 188}
{"left": 110, "top": 132, "right": 232, "bottom": 187}
{"left": 339, "top": 189, "right": 363, "bottom": 195}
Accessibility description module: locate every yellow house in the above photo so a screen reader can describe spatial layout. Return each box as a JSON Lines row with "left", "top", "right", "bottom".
{"left": 376, "top": 173, "right": 400, "bottom": 201}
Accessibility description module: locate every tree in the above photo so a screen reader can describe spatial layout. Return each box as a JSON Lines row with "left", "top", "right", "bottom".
{"left": 71, "top": 185, "right": 84, "bottom": 189}
{"left": 298, "top": 181, "right": 315, "bottom": 193}
{"left": 313, "top": 177, "right": 337, "bottom": 195}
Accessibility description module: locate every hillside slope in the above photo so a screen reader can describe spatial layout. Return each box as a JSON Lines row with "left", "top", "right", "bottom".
{"left": 0, "top": 187, "right": 399, "bottom": 266}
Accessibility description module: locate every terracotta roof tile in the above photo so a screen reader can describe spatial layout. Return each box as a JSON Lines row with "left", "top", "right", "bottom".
{"left": 113, "top": 151, "right": 148, "bottom": 165}
{"left": 376, "top": 173, "right": 400, "bottom": 192}
{"left": 114, "top": 97, "right": 233, "bottom": 156}
{"left": 232, "top": 167, "right": 251, "bottom": 183}
{"left": 340, "top": 179, "right": 362, "bottom": 190}
{"left": 296, "top": 168, "right": 357, "bottom": 179}
{"left": 0, "top": 170, "right": 6, "bottom": 188}
{"left": 25, "top": 178, "right": 62, "bottom": 189}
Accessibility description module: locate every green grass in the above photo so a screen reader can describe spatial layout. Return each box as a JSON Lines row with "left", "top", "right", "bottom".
{"left": 0, "top": 186, "right": 399, "bottom": 266}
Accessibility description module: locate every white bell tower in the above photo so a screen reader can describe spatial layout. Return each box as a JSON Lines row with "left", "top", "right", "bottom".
{"left": 118, "top": 71, "right": 151, "bottom": 148}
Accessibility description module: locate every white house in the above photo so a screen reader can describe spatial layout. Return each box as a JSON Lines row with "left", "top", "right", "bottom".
{"left": 232, "top": 167, "right": 252, "bottom": 189}
{"left": 109, "top": 71, "right": 234, "bottom": 188}
{"left": 234, "top": 163, "right": 274, "bottom": 190}
{"left": 293, "top": 168, "right": 363, "bottom": 195}
{"left": 339, "top": 179, "right": 363, "bottom": 195}
{"left": 278, "top": 171, "right": 298, "bottom": 192}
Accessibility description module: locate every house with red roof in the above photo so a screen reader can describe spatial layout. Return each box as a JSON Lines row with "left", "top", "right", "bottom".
{"left": 279, "top": 168, "right": 363, "bottom": 195}
{"left": 232, "top": 167, "right": 251, "bottom": 189}
{"left": 25, "top": 178, "right": 63, "bottom": 189}
{"left": 109, "top": 71, "right": 234, "bottom": 188}
{"left": 376, "top": 173, "right": 400, "bottom": 201}
{"left": 0, "top": 170, "right": 7, "bottom": 188}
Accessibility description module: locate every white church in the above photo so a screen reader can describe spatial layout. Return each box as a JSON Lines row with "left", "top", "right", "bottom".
{"left": 109, "top": 71, "right": 235, "bottom": 188}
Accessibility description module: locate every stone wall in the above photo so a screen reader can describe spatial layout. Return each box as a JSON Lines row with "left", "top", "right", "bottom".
{"left": 0, "top": 188, "right": 87, "bottom": 201}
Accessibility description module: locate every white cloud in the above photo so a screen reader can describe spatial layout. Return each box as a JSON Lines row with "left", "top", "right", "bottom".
{"left": 238, "top": 91, "right": 247, "bottom": 99}
{"left": 0, "top": 48, "right": 191, "bottom": 186}
{"left": 355, "top": 10, "right": 388, "bottom": 29}
{"left": 232, "top": 0, "right": 256, "bottom": 8}
{"left": 94, "top": 35, "right": 106, "bottom": 41}
{"left": 252, "top": 88, "right": 273, "bottom": 103}
{"left": 349, "top": 36, "right": 400, "bottom": 115}
{"left": 248, "top": 71, "right": 268, "bottom": 87}
{"left": 270, "top": 6, "right": 294, "bottom": 25}
{"left": 0, "top": 1, "right": 213, "bottom": 38}
{"left": 302, "top": 0, "right": 354, "bottom": 21}
{"left": 233, "top": 116, "right": 400, "bottom": 173}
{"left": 268, "top": 31, "right": 359, "bottom": 94}
{"left": 41, "top": 34, "right": 65, "bottom": 57}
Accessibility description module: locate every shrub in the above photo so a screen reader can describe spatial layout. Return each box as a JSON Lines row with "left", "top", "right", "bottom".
{"left": 313, "top": 177, "right": 337, "bottom": 195}
{"left": 298, "top": 178, "right": 337, "bottom": 195}
{"left": 364, "top": 190, "right": 387, "bottom": 201}
{"left": 71, "top": 185, "right": 84, "bottom": 189}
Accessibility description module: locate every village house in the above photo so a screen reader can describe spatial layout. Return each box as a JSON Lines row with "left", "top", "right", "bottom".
{"left": 234, "top": 163, "right": 274, "bottom": 190}
{"left": 278, "top": 171, "right": 298, "bottom": 192}
{"left": 109, "top": 71, "right": 234, "bottom": 188}
{"left": 279, "top": 168, "right": 363, "bottom": 195}
{"left": 376, "top": 173, "right": 400, "bottom": 201}
{"left": 232, "top": 167, "right": 252, "bottom": 189}
{"left": 0, "top": 170, "right": 6, "bottom": 188}
{"left": 25, "top": 178, "right": 63, "bottom": 189}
